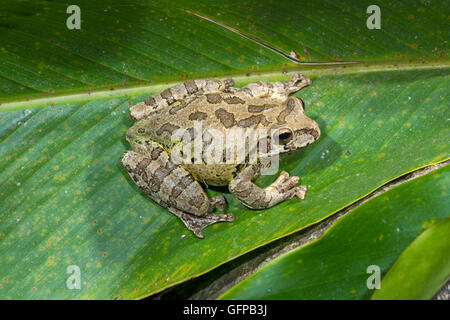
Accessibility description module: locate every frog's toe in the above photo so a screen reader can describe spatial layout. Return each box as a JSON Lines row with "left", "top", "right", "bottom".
{"left": 169, "top": 206, "right": 234, "bottom": 239}
{"left": 186, "top": 213, "right": 234, "bottom": 239}
{"left": 268, "top": 171, "right": 289, "bottom": 187}
{"left": 294, "top": 185, "right": 307, "bottom": 199}
{"left": 290, "top": 73, "right": 312, "bottom": 86}
{"left": 267, "top": 173, "right": 306, "bottom": 201}
{"left": 277, "top": 176, "right": 300, "bottom": 193}
{"left": 268, "top": 171, "right": 300, "bottom": 193}
{"left": 275, "top": 185, "right": 307, "bottom": 202}
{"left": 284, "top": 73, "right": 312, "bottom": 94}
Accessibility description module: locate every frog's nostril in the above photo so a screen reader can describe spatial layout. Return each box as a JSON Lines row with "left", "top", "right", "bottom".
{"left": 299, "top": 128, "right": 320, "bottom": 140}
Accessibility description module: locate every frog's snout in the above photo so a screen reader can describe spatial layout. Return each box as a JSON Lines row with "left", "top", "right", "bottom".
{"left": 299, "top": 127, "right": 320, "bottom": 142}
{"left": 307, "top": 121, "right": 321, "bottom": 141}
{"left": 125, "top": 125, "right": 144, "bottom": 144}
{"left": 290, "top": 121, "right": 320, "bottom": 150}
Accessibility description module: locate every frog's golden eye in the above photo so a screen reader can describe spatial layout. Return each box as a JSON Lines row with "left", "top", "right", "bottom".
{"left": 277, "top": 128, "right": 293, "bottom": 144}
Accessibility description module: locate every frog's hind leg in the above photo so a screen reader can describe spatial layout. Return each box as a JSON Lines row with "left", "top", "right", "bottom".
{"left": 129, "top": 78, "right": 235, "bottom": 121}
{"left": 241, "top": 73, "right": 311, "bottom": 100}
{"left": 121, "top": 142, "right": 233, "bottom": 238}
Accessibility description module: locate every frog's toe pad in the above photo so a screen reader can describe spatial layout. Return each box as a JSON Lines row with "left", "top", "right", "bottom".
{"left": 277, "top": 176, "right": 300, "bottom": 193}
{"left": 178, "top": 211, "right": 234, "bottom": 239}
{"left": 266, "top": 171, "right": 306, "bottom": 201}
{"left": 294, "top": 185, "right": 307, "bottom": 199}
{"left": 268, "top": 172, "right": 303, "bottom": 195}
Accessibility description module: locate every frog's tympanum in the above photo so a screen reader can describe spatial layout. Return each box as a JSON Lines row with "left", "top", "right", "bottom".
{"left": 122, "top": 74, "right": 320, "bottom": 238}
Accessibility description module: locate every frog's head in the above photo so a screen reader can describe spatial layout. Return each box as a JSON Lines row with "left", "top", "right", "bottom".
{"left": 272, "top": 97, "right": 320, "bottom": 154}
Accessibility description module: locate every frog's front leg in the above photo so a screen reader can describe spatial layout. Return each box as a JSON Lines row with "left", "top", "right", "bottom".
{"left": 241, "top": 73, "right": 311, "bottom": 100}
{"left": 129, "top": 78, "right": 235, "bottom": 121}
{"left": 121, "top": 142, "right": 234, "bottom": 238}
{"left": 229, "top": 165, "right": 307, "bottom": 210}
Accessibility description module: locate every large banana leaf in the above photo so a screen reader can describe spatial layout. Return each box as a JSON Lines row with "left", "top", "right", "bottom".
{"left": 0, "top": 0, "right": 448, "bottom": 299}
{"left": 1, "top": 67, "right": 448, "bottom": 299}
{"left": 219, "top": 165, "right": 450, "bottom": 299}
{"left": 1, "top": 0, "right": 448, "bottom": 103}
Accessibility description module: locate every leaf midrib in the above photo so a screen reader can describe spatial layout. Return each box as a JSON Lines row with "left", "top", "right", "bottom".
{"left": 1, "top": 59, "right": 449, "bottom": 110}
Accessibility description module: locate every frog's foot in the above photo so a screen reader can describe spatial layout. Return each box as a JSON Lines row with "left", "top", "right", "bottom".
{"left": 241, "top": 73, "right": 311, "bottom": 99}
{"left": 168, "top": 206, "right": 234, "bottom": 239}
{"left": 267, "top": 171, "right": 307, "bottom": 200}
{"left": 209, "top": 195, "right": 227, "bottom": 212}
{"left": 229, "top": 165, "right": 307, "bottom": 210}
{"left": 284, "top": 73, "right": 312, "bottom": 94}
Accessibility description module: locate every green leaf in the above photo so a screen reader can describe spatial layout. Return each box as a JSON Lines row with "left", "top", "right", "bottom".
{"left": 219, "top": 165, "right": 450, "bottom": 300}
{"left": 0, "top": 0, "right": 448, "bottom": 102}
{"left": 0, "top": 0, "right": 449, "bottom": 299}
{"left": 0, "top": 67, "right": 448, "bottom": 299}
{"left": 371, "top": 217, "right": 450, "bottom": 300}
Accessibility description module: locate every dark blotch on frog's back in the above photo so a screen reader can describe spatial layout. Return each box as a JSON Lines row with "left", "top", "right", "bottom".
{"left": 237, "top": 114, "right": 271, "bottom": 128}
{"left": 156, "top": 123, "right": 180, "bottom": 136}
{"left": 224, "top": 96, "right": 245, "bottom": 104}
{"left": 160, "top": 88, "right": 175, "bottom": 105}
{"left": 247, "top": 104, "right": 277, "bottom": 113}
{"left": 189, "top": 111, "right": 208, "bottom": 121}
{"left": 215, "top": 108, "right": 236, "bottom": 128}
{"left": 184, "top": 80, "right": 199, "bottom": 94}
{"left": 206, "top": 93, "right": 222, "bottom": 104}
{"left": 276, "top": 100, "right": 296, "bottom": 124}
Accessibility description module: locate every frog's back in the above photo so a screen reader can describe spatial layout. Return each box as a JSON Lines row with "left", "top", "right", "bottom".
{"left": 139, "top": 91, "right": 284, "bottom": 186}
{"left": 145, "top": 92, "right": 283, "bottom": 143}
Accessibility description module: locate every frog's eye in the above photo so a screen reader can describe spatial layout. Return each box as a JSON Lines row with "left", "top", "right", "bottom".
{"left": 277, "top": 128, "right": 293, "bottom": 144}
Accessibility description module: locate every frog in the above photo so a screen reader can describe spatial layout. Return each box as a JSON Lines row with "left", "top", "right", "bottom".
{"left": 122, "top": 73, "right": 320, "bottom": 238}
